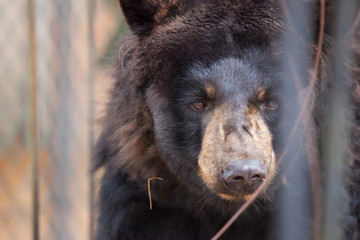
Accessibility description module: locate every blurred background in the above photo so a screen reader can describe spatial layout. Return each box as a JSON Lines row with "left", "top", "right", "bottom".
{"left": 1, "top": 1, "right": 359, "bottom": 240}
{"left": 0, "top": 0, "right": 127, "bottom": 239}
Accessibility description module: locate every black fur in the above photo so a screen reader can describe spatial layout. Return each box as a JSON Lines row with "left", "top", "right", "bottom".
{"left": 94, "top": 1, "right": 360, "bottom": 239}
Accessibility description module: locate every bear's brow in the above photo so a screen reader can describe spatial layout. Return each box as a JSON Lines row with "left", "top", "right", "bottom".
{"left": 205, "top": 85, "right": 216, "bottom": 98}
{"left": 258, "top": 90, "right": 266, "bottom": 101}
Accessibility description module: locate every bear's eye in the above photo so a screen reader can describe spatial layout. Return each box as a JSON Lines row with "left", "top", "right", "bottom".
{"left": 266, "top": 100, "right": 278, "bottom": 110}
{"left": 191, "top": 101, "right": 206, "bottom": 111}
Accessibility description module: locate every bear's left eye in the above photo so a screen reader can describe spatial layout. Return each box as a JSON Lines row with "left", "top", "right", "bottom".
{"left": 191, "top": 100, "right": 206, "bottom": 111}
{"left": 266, "top": 100, "right": 278, "bottom": 110}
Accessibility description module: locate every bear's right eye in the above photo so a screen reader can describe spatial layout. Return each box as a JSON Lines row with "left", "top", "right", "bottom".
{"left": 266, "top": 100, "right": 278, "bottom": 110}
{"left": 191, "top": 100, "right": 206, "bottom": 111}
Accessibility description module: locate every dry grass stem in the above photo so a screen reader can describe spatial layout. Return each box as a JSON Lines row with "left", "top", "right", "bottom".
{"left": 147, "top": 177, "right": 164, "bottom": 210}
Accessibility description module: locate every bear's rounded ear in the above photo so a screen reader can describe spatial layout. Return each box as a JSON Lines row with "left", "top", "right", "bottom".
{"left": 119, "top": 0, "right": 181, "bottom": 37}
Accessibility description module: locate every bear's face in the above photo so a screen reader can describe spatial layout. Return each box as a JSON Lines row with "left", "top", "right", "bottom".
{"left": 140, "top": 2, "right": 283, "bottom": 202}
{"left": 147, "top": 54, "right": 281, "bottom": 201}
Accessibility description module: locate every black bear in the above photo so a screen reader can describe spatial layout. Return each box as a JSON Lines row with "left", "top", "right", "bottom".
{"left": 94, "top": 0, "right": 360, "bottom": 239}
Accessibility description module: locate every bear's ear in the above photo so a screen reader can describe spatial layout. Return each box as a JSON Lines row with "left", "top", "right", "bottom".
{"left": 119, "top": 0, "right": 183, "bottom": 37}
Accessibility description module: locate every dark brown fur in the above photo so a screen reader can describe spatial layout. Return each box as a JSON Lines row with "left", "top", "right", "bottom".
{"left": 94, "top": 1, "right": 360, "bottom": 239}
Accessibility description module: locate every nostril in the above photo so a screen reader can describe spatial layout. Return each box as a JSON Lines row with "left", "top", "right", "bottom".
{"left": 231, "top": 176, "right": 245, "bottom": 182}
{"left": 251, "top": 174, "right": 266, "bottom": 181}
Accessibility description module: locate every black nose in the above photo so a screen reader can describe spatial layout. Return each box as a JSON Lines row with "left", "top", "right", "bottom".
{"left": 222, "top": 159, "right": 267, "bottom": 192}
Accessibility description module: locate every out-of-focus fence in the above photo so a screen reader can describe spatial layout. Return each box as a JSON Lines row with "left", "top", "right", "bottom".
{"left": 0, "top": 0, "right": 127, "bottom": 239}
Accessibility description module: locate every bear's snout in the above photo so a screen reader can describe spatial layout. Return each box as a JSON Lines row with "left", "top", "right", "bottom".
{"left": 198, "top": 102, "right": 276, "bottom": 201}
{"left": 222, "top": 159, "right": 267, "bottom": 193}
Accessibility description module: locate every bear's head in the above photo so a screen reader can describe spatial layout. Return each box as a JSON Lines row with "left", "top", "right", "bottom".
{"left": 110, "top": 0, "right": 287, "bottom": 204}
{"left": 98, "top": 0, "right": 358, "bottom": 207}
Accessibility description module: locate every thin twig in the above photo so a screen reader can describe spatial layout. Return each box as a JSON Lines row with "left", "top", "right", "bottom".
{"left": 211, "top": 1, "right": 326, "bottom": 239}
{"left": 148, "top": 177, "right": 164, "bottom": 210}
{"left": 211, "top": 181, "right": 268, "bottom": 240}
{"left": 309, "top": 1, "right": 326, "bottom": 240}
{"left": 28, "top": 0, "right": 39, "bottom": 239}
